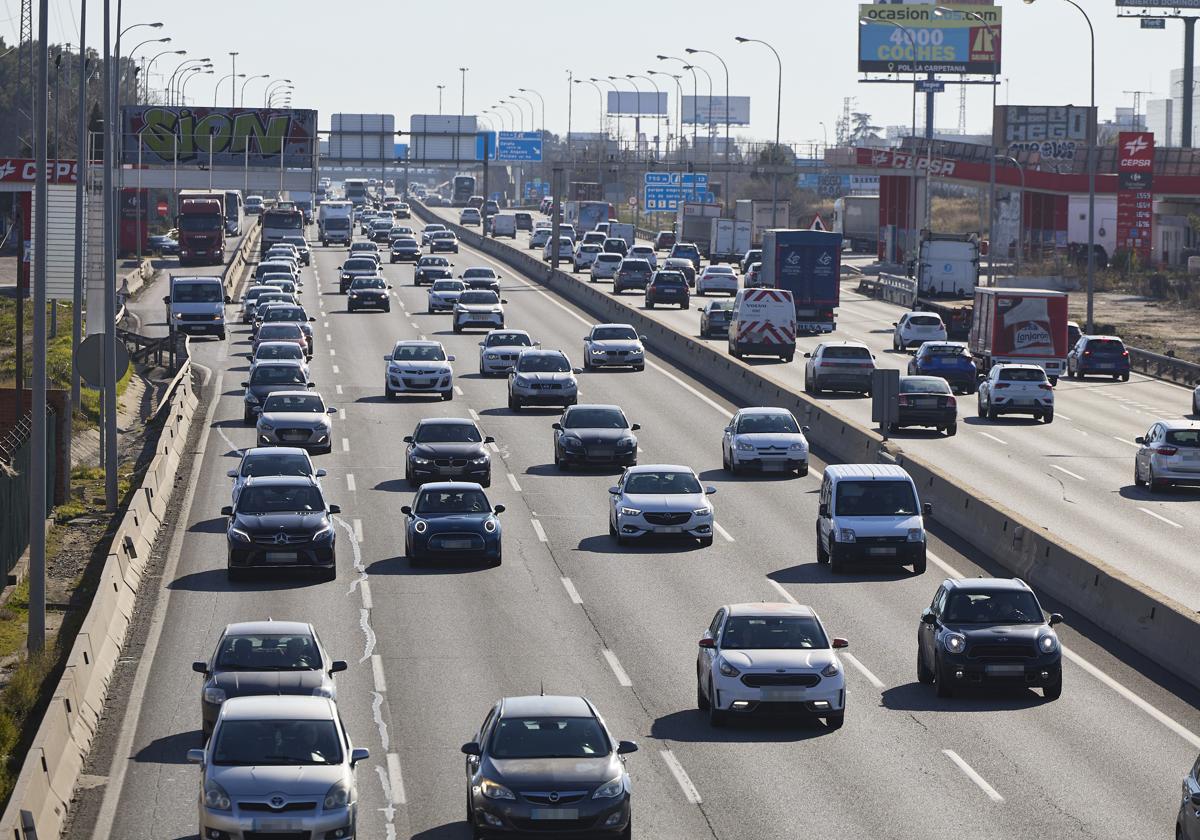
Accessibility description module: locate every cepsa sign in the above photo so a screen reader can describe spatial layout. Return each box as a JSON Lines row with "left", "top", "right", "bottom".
{"left": 0, "top": 159, "right": 79, "bottom": 184}
{"left": 121, "top": 106, "right": 317, "bottom": 168}
{"left": 858, "top": 4, "right": 1002, "bottom": 76}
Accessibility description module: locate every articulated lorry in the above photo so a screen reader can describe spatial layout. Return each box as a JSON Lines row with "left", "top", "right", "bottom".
{"left": 832, "top": 195, "right": 879, "bottom": 253}
{"left": 563, "top": 201, "right": 613, "bottom": 238}
{"left": 968, "top": 287, "right": 1069, "bottom": 384}
{"left": 914, "top": 231, "right": 980, "bottom": 298}
{"left": 176, "top": 194, "right": 225, "bottom": 266}
{"left": 761, "top": 229, "right": 843, "bottom": 334}
{"left": 708, "top": 218, "right": 753, "bottom": 264}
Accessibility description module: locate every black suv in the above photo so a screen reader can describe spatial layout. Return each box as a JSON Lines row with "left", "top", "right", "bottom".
{"left": 645, "top": 270, "right": 690, "bottom": 310}
{"left": 917, "top": 578, "right": 1063, "bottom": 700}
{"left": 221, "top": 476, "right": 340, "bottom": 582}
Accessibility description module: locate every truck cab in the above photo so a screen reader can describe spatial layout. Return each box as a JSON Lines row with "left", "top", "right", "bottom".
{"left": 176, "top": 199, "right": 226, "bottom": 266}
{"left": 164, "top": 275, "right": 230, "bottom": 339}
{"left": 914, "top": 233, "right": 980, "bottom": 298}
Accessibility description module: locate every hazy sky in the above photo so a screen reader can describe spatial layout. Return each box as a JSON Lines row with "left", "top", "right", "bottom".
{"left": 23, "top": 0, "right": 1180, "bottom": 144}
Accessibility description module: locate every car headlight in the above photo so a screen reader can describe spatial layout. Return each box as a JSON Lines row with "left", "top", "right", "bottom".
{"left": 513, "top": 375, "right": 530, "bottom": 387}
{"left": 484, "top": 518, "right": 498, "bottom": 533}
{"left": 618, "top": 436, "right": 636, "bottom": 448}
{"left": 907, "top": 528, "right": 924, "bottom": 543}
{"left": 312, "top": 524, "right": 334, "bottom": 543}
{"left": 943, "top": 632, "right": 966, "bottom": 654}
{"left": 323, "top": 780, "right": 351, "bottom": 810}
{"left": 692, "top": 507, "right": 712, "bottom": 517}
{"left": 590, "top": 348, "right": 607, "bottom": 355}
{"left": 258, "top": 422, "right": 274, "bottom": 431}
{"left": 619, "top": 507, "right": 641, "bottom": 517}
{"left": 592, "top": 777, "right": 624, "bottom": 800}
{"left": 173, "top": 312, "right": 184, "bottom": 319}
{"left": 203, "top": 686, "right": 226, "bottom": 705}
{"left": 560, "top": 435, "right": 582, "bottom": 447}
{"left": 1038, "top": 633, "right": 1059, "bottom": 654}
{"left": 229, "top": 527, "right": 252, "bottom": 544}
{"left": 736, "top": 441, "right": 754, "bottom": 452}
{"left": 485, "top": 353, "right": 499, "bottom": 360}
{"left": 204, "top": 778, "right": 232, "bottom": 811}
{"left": 311, "top": 684, "right": 335, "bottom": 698}
{"left": 412, "top": 456, "right": 432, "bottom": 465}
{"left": 789, "top": 442, "right": 807, "bottom": 452}
{"left": 480, "top": 778, "right": 516, "bottom": 801}
{"left": 349, "top": 293, "right": 358, "bottom": 299}
{"left": 470, "top": 456, "right": 489, "bottom": 465}
{"left": 718, "top": 659, "right": 740, "bottom": 678}
{"left": 413, "top": 519, "right": 427, "bottom": 534}
{"left": 838, "top": 528, "right": 856, "bottom": 543}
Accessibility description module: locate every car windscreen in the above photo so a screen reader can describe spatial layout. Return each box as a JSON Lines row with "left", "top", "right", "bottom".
{"left": 1166, "top": 430, "right": 1200, "bottom": 447}
{"left": 212, "top": 719, "right": 342, "bottom": 766}
{"left": 431, "top": 281, "right": 463, "bottom": 292}
{"left": 720, "top": 616, "right": 829, "bottom": 650}
{"left": 249, "top": 366, "right": 307, "bottom": 385}
{"left": 240, "top": 452, "right": 313, "bottom": 478}
{"left": 834, "top": 479, "right": 917, "bottom": 516}
{"left": 244, "top": 287, "right": 272, "bottom": 301}
{"left": 392, "top": 237, "right": 418, "bottom": 246}
{"left": 419, "top": 257, "right": 449, "bottom": 266}
{"left": 215, "top": 633, "right": 322, "bottom": 671}
{"left": 177, "top": 215, "right": 222, "bottom": 231}
{"left": 459, "top": 291, "right": 499, "bottom": 305}
{"left": 623, "top": 471, "right": 702, "bottom": 495}
{"left": 563, "top": 408, "right": 627, "bottom": 429}
{"left": 325, "top": 217, "right": 350, "bottom": 229}
{"left": 900, "top": 378, "right": 951, "bottom": 394}
{"left": 425, "top": 225, "right": 445, "bottom": 233}
{"left": 255, "top": 343, "right": 304, "bottom": 361}
{"left": 823, "top": 346, "right": 872, "bottom": 360}
{"left": 463, "top": 269, "right": 497, "bottom": 279}
{"left": 414, "top": 488, "right": 490, "bottom": 514}
{"left": 391, "top": 346, "right": 446, "bottom": 362}
{"left": 486, "top": 333, "right": 532, "bottom": 347}
{"left": 262, "top": 394, "right": 324, "bottom": 413}
{"left": 237, "top": 484, "right": 324, "bottom": 513}
{"left": 517, "top": 354, "right": 570, "bottom": 373}
{"left": 736, "top": 413, "right": 800, "bottom": 434}
{"left": 349, "top": 244, "right": 378, "bottom": 253}
{"left": 708, "top": 300, "right": 734, "bottom": 311}
{"left": 596, "top": 254, "right": 622, "bottom": 263}
{"left": 414, "top": 423, "right": 483, "bottom": 444}
{"left": 591, "top": 327, "right": 637, "bottom": 341}
{"left": 489, "top": 716, "right": 610, "bottom": 759}
{"left": 282, "top": 237, "right": 307, "bottom": 247}
{"left": 257, "top": 324, "right": 304, "bottom": 340}
{"left": 944, "top": 590, "right": 1044, "bottom": 624}
{"left": 351, "top": 278, "right": 386, "bottom": 289}
{"left": 172, "top": 282, "right": 223, "bottom": 303}
{"left": 433, "top": 231, "right": 456, "bottom": 239}
{"left": 998, "top": 368, "right": 1046, "bottom": 382}
{"left": 579, "top": 245, "right": 601, "bottom": 254}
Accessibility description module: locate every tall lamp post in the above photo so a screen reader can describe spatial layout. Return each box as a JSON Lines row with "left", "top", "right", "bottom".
{"left": 686, "top": 62, "right": 714, "bottom": 168}
{"left": 576, "top": 78, "right": 605, "bottom": 134}
{"left": 629, "top": 73, "right": 662, "bottom": 159}
{"left": 736, "top": 36, "right": 784, "bottom": 227}
{"left": 228, "top": 51, "right": 238, "bottom": 107}
{"left": 511, "top": 93, "right": 535, "bottom": 132}
{"left": 263, "top": 78, "right": 293, "bottom": 106}
{"left": 648, "top": 69, "right": 683, "bottom": 164}
{"left": 240, "top": 72, "right": 269, "bottom": 107}
{"left": 143, "top": 47, "right": 184, "bottom": 102}
{"left": 686, "top": 48, "right": 731, "bottom": 161}
{"left": 214, "top": 72, "right": 244, "bottom": 106}
{"left": 180, "top": 67, "right": 212, "bottom": 105}
{"left": 459, "top": 66, "right": 469, "bottom": 114}
{"left": 1025, "top": 0, "right": 1093, "bottom": 328}
{"left": 436, "top": 84, "right": 445, "bottom": 115}
{"left": 608, "top": 76, "right": 642, "bottom": 151}
{"left": 519, "top": 87, "right": 546, "bottom": 137}
{"left": 167, "top": 57, "right": 209, "bottom": 105}
{"left": 656, "top": 55, "right": 698, "bottom": 158}
{"left": 592, "top": 77, "right": 621, "bottom": 146}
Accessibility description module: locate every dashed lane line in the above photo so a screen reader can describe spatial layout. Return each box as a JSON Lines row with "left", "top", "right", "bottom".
{"left": 766, "top": 579, "right": 798, "bottom": 605}
{"left": 507, "top": 473, "right": 521, "bottom": 492}
{"left": 1139, "top": 507, "right": 1182, "bottom": 528}
{"left": 942, "top": 750, "right": 1004, "bottom": 803}
{"left": 371, "top": 654, "right": 387, "bottom": 693}
{"left": 1050, "top": 464, "right": 1086, "bottom": 481}
{"left": 713, "top": 522, "right": 735, "bottom": 542}
{"left": 346, "top": 473, "right": 356, "bottom": 492}
{"left": 560, "top": 577, "right": 584, "bottom": 605}
{"left": 842, "top": 652, "right": 886, "bottom": 691}
{"left": 601, "top": 649, "right": 632, "bottom": 687}
{"left": 978, "top": 431, "right": 1007, "bottom": 445}
{"left": 530, "top": 518, "right": 548, "bottom": 543}
{"left": 659, "top": 750, "right": 702, "bottom": 805}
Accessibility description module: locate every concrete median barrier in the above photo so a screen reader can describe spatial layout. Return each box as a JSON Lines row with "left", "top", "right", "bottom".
{"left": 414, "top": 200, "right": 1200, "bottom": 690}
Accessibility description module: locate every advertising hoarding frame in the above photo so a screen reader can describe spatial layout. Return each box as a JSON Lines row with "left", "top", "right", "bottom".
{"left": 857, "top": 3, "right": 1003, "bottom": 79}
{"left": 606, "top": 91, "right": 668, "bottom": 116}
{"left": 121, "top": 106, "right": 318, "bottom": 167}
{"left": 680, "top": 96, "right": 751, "bottom": 126}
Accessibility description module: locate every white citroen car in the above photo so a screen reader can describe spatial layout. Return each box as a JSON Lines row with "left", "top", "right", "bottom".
{"left": 721, "top": 407, "right": 810, "bottom": 476}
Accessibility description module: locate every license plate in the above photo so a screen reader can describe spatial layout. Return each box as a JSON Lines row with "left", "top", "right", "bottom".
{"left": 657, "top": 526, "right": 683, "bottom": 534}
{"left": 264, "top": 551, "right": 296, "bottom": 563}
{"left": 763, "top": 462, "right": 785, "bottom": 472}
{"left": 441, "top": 539, "right": 473, "bottom": 549}
{"left": 1094, "top": 362, "right": 1112, "bottom": 369}
{"left": 531, "top": 809, "right": 578, "bottom": 821}
{"left": 1013, "top": 398, "right": 1034, "bottom": 406}
{"left": 762, "top": 687, "right": 806, "bottom": 701}
{"left": 914, "top": 397, "right": 936, "bottom": 408}
{"left": 985, "top": 664, "right": 1024, "bottom": 676}
{"left": 868, "top": 547, "right": 896, "bottom": 556}
{"left": 256, "top": 820, "right": 304, "bottom": 831}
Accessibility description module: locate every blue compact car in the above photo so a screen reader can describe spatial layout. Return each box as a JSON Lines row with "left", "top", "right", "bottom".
{"left": 402, "top": 482, "right": 504, "bottom": 566}
{"left": 907, "top": 342, "right": 978, "bottom": 394}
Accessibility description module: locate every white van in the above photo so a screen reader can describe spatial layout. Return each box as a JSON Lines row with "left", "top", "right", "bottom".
{"left": 727, "top": 288, "right": 797, "bottom": 362}
{"left": 815, "top": 464, "right": 930, "bottom": 575}
{"left": 490, "top": 214, "right": 518, "bottom": 239}
{"left": 164, "top": 275, "right": 229, "bottom": 340}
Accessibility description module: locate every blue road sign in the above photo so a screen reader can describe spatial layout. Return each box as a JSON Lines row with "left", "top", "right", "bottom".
{"left": 474, "top": 132, "right": 497, "bottom": 161}
{"left": 644, "top": 172, "right": 709, "bottom": 187}
{"left": 393, "top": 143, "right": 408, "bottom": 160}
{"left": 497, "top": 131, "right": 543, "bottom": 162}
{"left": 915, "top": 80, "right": 945, "bottom": 94}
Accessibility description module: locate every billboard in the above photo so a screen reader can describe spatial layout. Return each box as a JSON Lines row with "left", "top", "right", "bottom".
{"left": 606, "top": 91, "right": 668, "bottom": 116}
{"left": 121, "top": 107, "right": 317, "bottom": 167}
{"left": 858, "top": 3, "right": 1002, "bottom": 76}
{"left": 1117, "top": 131, "right": 1154, "bottom": 262}
{"left": 0, "top": 159, "right": 78, "bottom": 183}
{"left": 681, "top": 96, "right": 751, "bottom": 126}
{"left": 408, "top": 115, "right": 480, "bottom": 162}
{"left": 1116, "top": 0, "right": 1200, "bottom": 6}
{"left": 993, "top": 105, "right": 1097, "bottom": 162}
{"left": 328, "top": 113, "right": 395, "bottom": 161}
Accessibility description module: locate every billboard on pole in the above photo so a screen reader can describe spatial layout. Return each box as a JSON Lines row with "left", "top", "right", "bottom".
{"left": 857, "top": 3, "right": 1002, "bottom": 76}
{"left": 606, "top": 91, "right": 668, "bottom": 116}
{"left": 121, "top": 106, "right": 317, "bottom": 167}
{"left": 993, "top": 105, "right": 1097, "bottom": 161}
{"left": 681, "top": 96, "right": 751, "bottom": 126}
{"left": 1117, "top": 131, "right": 1154, "bottom": 262}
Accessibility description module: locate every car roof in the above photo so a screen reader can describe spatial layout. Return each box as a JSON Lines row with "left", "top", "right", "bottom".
{"left": 500, "top": 695, "right": 595, "bottom": 718}
{"left": 224, "top": 619, "right": 313, "bottom": 636}
{"left": 625, "top": 463, "right": 694, "bottom": 474}
{"left": 900, "top": 375, "right": 950, "bottom": 385}
{"left": 262, "top": 389, "right": 319, "bottom": 399}
{"left": 242, "top": 446, "right": 309, "bottom": 458}
{"left": 995, "top": 363, "right": 1044, "bottom": 371}
{"left": 567, "top": 403, "right": 623, "bottom": 412}
{"left": 250, "top": 358, "right": 305, "bottom": 367}
{"left": 255, "top": 340, "right": 305, "bottom": 349}
{"left": 518, "top": 348, "right": 565, "bottom": 357}
{"left": 919, "top": 341, "right": 967, "bottom": 349}
{"left": 592, "top": 323, "right": 635, "bottom": 330}
{"left": 392, "top": 339, "right": 443, "bottom": 349}
{"left": 736, "top": 406, "right": 793, "bottom": 416}
{"left": 221, "top": 695, "right": 336, "bottom": 720}
{"left": 725, "top": 602, "right": 816, "bottom": 618}
{"left": 242, "top": 474, "right": 320, "bottom": 488}
{"left": 487, "top": 329, "right": 530, "bottom": 337}
{"left": 818, "top": 340, "right": 869, "bottom": 349}
{"left": 1081, "top": 334, "right": 1123, "bottom": 342}
{"left": 418, "top": 480, "right": 486, "bottom": 492}
{"left": 1158, "top": 419, "right": 1200, "bottom": 430}
{"left": 823, "top": 464, "right": 912, "bottom": 481}
{"left": 943, "top": 577, "right": 1033, "bottom": 593}
{"left": 416, "top": 417, "right": 475, "bottom": 426}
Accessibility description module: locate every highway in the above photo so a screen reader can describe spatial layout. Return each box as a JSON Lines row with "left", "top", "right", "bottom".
{"left": 66, "top": 205, "right": 1200, "bottom": 839}
{"left": 428, "top": 206, "right": 1200, "bottom": 613}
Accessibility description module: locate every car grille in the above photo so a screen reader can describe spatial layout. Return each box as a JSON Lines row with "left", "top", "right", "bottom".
{"left": 854, "top": 536, "right": 908, "bottom": 547}
{"left": 402, "top": 377, "right": 440, "bottom": 389}
{"left": 644, "top": 512, "right": 690, "bottom": 526}
{"left": 753, "top": 445, "right": 790, "bottom": 455}
{"left": 529, "top": 383, "right": 561, "bottom": 390}
{"left": 252, "top": 531, "right": 314, "bottom": 546}
{"left": 433, "top": 458, "right": 470, "bottom": 468}
{"left": 585, "top": 447, "right": 615, "bottom": 459}
{"left": 491, "top": 353, "right": 518, "bottom": 362}
{"left": 510, "top": 818, "right": 592, "bottom": 832}
{"left": 429, "top": 533, "right": 484, "bottom": 551}
{"left": 967, "top": 643, "right": 1037, "bottom": 660}
{"left": 239, "top": 802, "right": 317, "bottom": 813}
{"left": 243, "top": 833, "right": 311, "bottom": 840}
{"left": 741, "top": 673, "right": 822, "bottom": 688}
{"left": 522, "top": 791, "right": 588, "bottom": 806}
{"left": 179, "top": 313, "right": 214, "bottom": 322}
{"left": 276, "top": 429, "right": 313, "bottom": 442}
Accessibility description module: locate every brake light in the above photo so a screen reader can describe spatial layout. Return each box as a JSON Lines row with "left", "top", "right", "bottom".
{"left": 1038, "top": 383, "right": 1053, "bottom": 391}
{"left": 946, "top": 396, "right": 957, "bottom": 408}
{"left": 1122, "top": 350, "right": 1129, "bottom": 357}
{"left": 1155, "top": 446, "right": 1179, "bottom": 456}
{"left": 993, "top": 383, "right": 1009, "bottom": 389}
{"left": 898, "top": 395, "right": 911, "bottom": 407}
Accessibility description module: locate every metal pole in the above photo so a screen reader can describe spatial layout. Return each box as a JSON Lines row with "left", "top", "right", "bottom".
{"left": 230, "top": 51, "right": 237, "bottom": 107}
{"left": 72, "top": 0, "right": 87, "bottom": 411}
{"left": 1185, "top": 17, "right": 1196, "bottom": 148}
{"left": 736, "top": 38, "right": 783, "bottom": 226}
{"left": 460, "top": 67, "right": 468, "bottom": 115}
{"left": 103, "top": 0, "right": 119, "bottom": 511}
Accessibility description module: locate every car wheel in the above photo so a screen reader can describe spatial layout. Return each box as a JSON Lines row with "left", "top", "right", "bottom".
{"left": 707, "top": 684, "right": 726, "bottom": 727}
{"left": 1193, "top": 394, "right": 1199, "bottom": 416}
{"left": 1048, "top": 375, "right": 1058, "bottom": 386}
{"left": 320, "top": 565, "right": 337, "bottom": 582}
{"left": 912, "top": 551, "right": 927, "bottom": 574}
{"left": 441, "top": 390, "right": 453, "bottom": 401}
{"left": 811, "top": 377, "right": 823, "bottom": 395}
{"left": 816, "top": 530, "right": 829, "bottom": 564}
{"left": 1121, "top": 372, "right": 1130, "bottom": 382}
{"left": 385, "top": 388, "right": 397, "bottom": 401}
{"left": 935, "top": 660, "right": 954, "bottom": 698}
{"left": 916, "top": 648, "right": 934, "bottom": 685}
{"left": 1148, "top": 466, "right": 1168, "bottom": 492}
{"left": 243, "top": 408, "right": 255, "bottom": 425}
{"left": 226, "top": 566, "right": 243, "bottom": 583}
{"left": 829, "top": 544, "right": 845, "bottom": 574}
{"left": 1043, "top": 409, "right": 1054, "bottom": 424}
{"left": 824, "top": 712, "right": 844, "bottom": 731}
{"left": 1043, "top": 673, "right": 1063, "bottom": 701}
{"left": 1134, "top": 461, "right": 1146, "bottom": 487}
{"left": 453, "top": 324, "right": 462, "bottom": 334}
{"left": 508, "top": 394, "right": 520, "bottom": 411}
{"left": 986, "top": 404, "right": 998, "bottom": 421}
{"left": 646, "top": 300, "right": 655, "bottom": 309}
{"left": 946, "top": 423, "right": 957, "bottom": 437}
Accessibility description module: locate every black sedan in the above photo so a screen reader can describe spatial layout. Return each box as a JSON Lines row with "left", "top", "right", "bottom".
{"left": 415, "top": 256, "right": 453, "bottom": 286}
{"left": 220, "top": 476, "right": 339, "bottom": 582}
{"left": 894, "top": 376, "right": 958, "bottom": 436}
{"left": 918, "top": 577, "right": 1063, "bottom": 700}
{"left": 192, "top": 620, "right": 346, "bottom": 738}
{"left": 429, "top": 231, "right": 460, "bottom": 253}
{"left": 700, "top": 299, "right": 734, "bottom": 338}
{"left": 402, "top": 482, "right": 503, "bottom": 566}
{"left": 553, "top": 404, "right": 639, "bottom": 470}
{"left": 462, "top": 695, "right": 637, "bottom": 839}
{"left": 645, "top": 270, "right": 690, "bottom": 310}
{"left": 461, "top": 267, "right": 502, "bottom": 295}
{"left": 241, "top": 360, "right": 313, "bottom": 425}
{"left": 404, "top": 418, "right": 494, "bottom": 487}
{"left": 390, "top": 236, "right": 421, "bottom": 263}
{"left": 347, "top": 277, "right": 392, "bottom": 312}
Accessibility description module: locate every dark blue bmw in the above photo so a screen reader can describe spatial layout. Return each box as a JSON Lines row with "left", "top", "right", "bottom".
{"left": 402, "top": 482, "right": 504, "bottom": 566}
{"left": 906, "top": 341, "right": 978, "bottom": 394}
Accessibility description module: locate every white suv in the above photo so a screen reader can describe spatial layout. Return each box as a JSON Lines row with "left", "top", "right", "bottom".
{"left": 893, "top": 312, "right": 948, "bottom": 350}
{"left": 697, "top": 603, "right": 848, "bottom": 729}
{"left": 383, "top": 340, "right": 455, "bottom": 401}
{"left": 977, "top": 363, "right": 1054, "bottom": 423}
{"left": 591, "top": 252, "right": 623, "bottom": 281}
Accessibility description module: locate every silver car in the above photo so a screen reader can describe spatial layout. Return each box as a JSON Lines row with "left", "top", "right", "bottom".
{"left": 240, "top": 285, "right": 276, "bottom": 324}
{"left": 608, "top": 464, "right": 716, "bottom": 546}
{"left": 452, "top": 289, "right": 506, "bottom": 333}
{"left": 508, "top": 349, "right": 580, "bottom": 410}
{"left": 722, "top": 407, "right": 810, "bottom": 476}
{"left": 256, "top": 390, "right": 337, "bottom": 454}
{"left": 187, "top": 695, "right": 368, "bottom": 840}
{"left": 1134, "top": 419, "right": 1200, "bottom": 491}
{"left": 583, "top": 323, "right": 645, "bottom": 371}
{"left": 427, "top": 279, "right": 465, "bottom": 313}
{"left": 384, "top": 340, "right": 455, "bottom": 401}
{"left": 478, "top": 329, "right": 538, "bottom": 376}
{"left": 226, "top": 446, "right": 325, "bottom": 505}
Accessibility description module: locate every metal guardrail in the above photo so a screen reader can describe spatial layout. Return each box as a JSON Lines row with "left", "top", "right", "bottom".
{"left": 1128, "top": 348, "right": 1200, "bottom": 388}
{"left": 877, "top": 273, "right": 919, "bottom": 307}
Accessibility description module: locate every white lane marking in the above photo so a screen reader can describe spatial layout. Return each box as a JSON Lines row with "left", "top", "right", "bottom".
{"left": 1050, "top": 464, "right": 1086, "bottom": 481}
{"left": 419, "top": 334, "right": 427, "bottom": 341}
{"left": 468, "top": 408, "right": 480, "bottom": 421}
{"left": 1056, "top": 412, "right": 1073, "bottom": 421}
{"left": 371, "top": 689, "right": 388, "bottom": 750}
{"left": 530, "top": 518, "right": 548, "bottom": 543}
{"left": 713, "top": 522, "right": 735, "bottom": 542}
{"left": 342, "top": 437, "right": 350, "bottom": 452}
{"left": 602, "top": 649, "right": 633, "bottom": 687}
{"left": 1139, "top": 507, "right": 1182, "bottom": 528}
{"left": 336, "top": 384, "right": 343, "bottom": 395}
{"left": 217, "top": 425, "right": 244, "bottom": 456}
{"left": 1113, "top": 435, "right": 1141, "bottom": 448}
{"left": 978, "top": 431, "right": 1007, "bottom": 445}
{"left": 561, "top": 576, "right": 584, "bottom": 605}
{"left": 332, "top": 364, "right": 340, "bottom": 374}
{"left": 359, "top": 579, "right": 373, "bottom": 609}
{"left": 346, "top": 473, "right": 357, "bottom": 492}
{"left": 507, "top": 473, "right": 522, "bottom": 492}
{"left": 927, "top": 549, "right": 964, "bottom": 579}
{"left": 842, "top": 652, "right": 886, "bottom": 691}
{"left": 647, "top": 360, "right": 734, "bottom": 419}
{"left": 326, "top": 333, "right": 332, "bottom": 341}
{"left": 353, "top": 518, "right": 364, "bottom": 543}
{"left": 659, "top": 750, "right": 702, "bottom": 805}
{"left": 324, "top": 321, "right": 329, "bottom": 328}
{"left": 943, "top": 750, "right": 1004, "bottom": 802}
{"left": 339, "top": 408, "right": 346, "bottom": 421}
{"left": 329, "top": 348, "right": 337, "bottom": 356}
{"left": 387, "top": 753, "right": 408, "bottom": 805}
{"left": 454, "top": 385, "right": 464, "bottom": 396}
{"left": 371, "top": 654, "right": 387, "bottom": 693}
{"left": 410, "top": 321, "right": 419, "bottom": 329}
{"left": 767, "top": 578, "right": 799, "bottom": 605}
{"left": 488, "top": 441, "right": 500, "bottom": 454}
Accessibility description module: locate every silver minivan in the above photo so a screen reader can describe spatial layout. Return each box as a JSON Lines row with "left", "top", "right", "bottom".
{"left": 816, "top": 464, "right": 930, "bottom": 574}
{"left": 1134, "top": 420, "right": 1200, "bottom": 491}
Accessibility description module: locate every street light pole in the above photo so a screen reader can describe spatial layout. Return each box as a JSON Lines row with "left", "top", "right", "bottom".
{"left": 519, "top": 87, "right": 546, "bottom": 137}
{"left": 214, "top": 72, "right": 245, "bottom": 106}
{"left": 736, "top": 36, "right": 784, "bottom": 227}
{"left": 687, "top": 48, "right": 731, "bottom": 161}
{"left": 143, "top": 48, "right": 184, "bottom": 102}
{"left": 263, "top": 78, "right": 292, "bottom": 107}
{"left": 437, "top": 84, "right": 445, "bottom": 115}
{"left": 625, "top": 75, "right": 652, "bottom": 155}
{"left": 630, "top": 74, "right": 662, "bottom": 159}
{"left": 240, "top": 73, "right": 268, "bottom": 107}
{"left": 687, "top": 62, "right": 714, "bottom": 169}
{"left": 648, "top": 70, "right": 683, "bottom": 165}
{"left": 179, "top": 67, "right": 210, "bottom": 105}
{"left": 657, "top": 55, "right": 697, "bottom": 160}
{"left": 459, "top": 66, "right": 468, "bottom": 115}
{"left": 228, "top": 51, "right": 238, "bottom": 107}
{"left": 592, "top": 77, "right": 621, "bottom": 146}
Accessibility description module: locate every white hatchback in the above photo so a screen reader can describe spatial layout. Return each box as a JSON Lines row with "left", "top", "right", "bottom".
{"left": 590, "top": 252, "right": 623, "bottom": 281}
{"left": 628, "top": 245, "right": 657, "bottom": 269}
{"left": 697, "top": 265, "right": 739, "bottom": 296}
{"left": 977, "top": 363, "right": 1054, "bottom": 422}
{"left": 894, "top": 312, "right": 948, "bottom": 350}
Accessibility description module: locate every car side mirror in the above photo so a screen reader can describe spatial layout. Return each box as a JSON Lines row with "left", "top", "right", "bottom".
{"left": 447, "top": 355, "right": 456, "bottom": 362}
{"left": 461, "top": 741, "right": 482, "bottom": 756}
{"left": 705, "top": 486, "right": 717, "bottom": 495}
{"left": 388, "top": 285, "right": 394, "bottom": 290}
{"left": 224, "top": 295, "right": 233, "bottom": 304}
{"left": 803, "top": 352, "right": 812, "bottom": 358}
{"left": 892, "top": 322, "right": 898, "bottom": 327}
{"left": 573, "top": 368, "right": 583, "bottom": 375}
{"left": 1134, "top": 436, "right": 1145, "bottom": 445}
{"left": 241, "top": 381, "right": 249, "bottom": 388}
{"left": 631, "top": 423, "right": 641, "bottom": 431}
{"left": 192, "top": 661, "right": 208, "bottom": 674}
{"left": 493, "top": 504, "right": 505, "bottom": 514}
{"left": 818, "top": 503, "right": 829, "bottom": 518}
{"left": 403, "top": 435, "right": 414, "bottom": 443}
{"left": 327, "top": 406, "right": 338, "bottom": 414}
{"left": 921, "top": 612, "right": 938, "bottom": 625}
{"left": 484, "top": 436, "right": 495, "bottom": 444}
{"left": 608, "top": 486, "right": 620, "bottom": 495}
{"left": 1048, "top": 613, "right": 1064, "bottom": 626}
{"left": 801, "top": 425, "right": 811, "bottom": 434}
{"left": 330, "top": 660, "right": 348, "bottom": 674}
{"left": 698, "top": 638, "right": 716, "bottom": 649}
{"left": 617, "top": 740, "right": 638, "bottom": 755}
{"left": 400, "top": 505, "right": 412, "bottom": 516}
{"left": 186, "top": 748, "right": 205, "bottom": 764}
{"left": 220, "top": 505, "right": 233, "bottom": 517}
{"left": 350, "top": 747, "right": 370, "bottom": 767}
{"left": 328, "top": 504, "right": 341, "bottom": 515}
{"left": 315, "top": 469, "right": 327, "bottom": 478}
{"left": 832, "top": 638, "right": 849, "bottom": 649}
{"left": 226, "top": 469, "right": 237, "bottom": 478}
{"left": 922, "top": 502, "right": 933, "bottom": 517}
{"left": 337, "top": 265, "right": 342, "bottom": 270}
{"left": 383, "top": 355, "right": 392, "bottom": 361}
{"left": 478, "top": 342, "right": 485, "bottom": 347}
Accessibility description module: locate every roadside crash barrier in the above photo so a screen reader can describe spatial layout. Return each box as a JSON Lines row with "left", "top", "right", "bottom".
{"left": 223, "top": 219, "right": 262, "bottom": 300}
{"left": 414, "top": 200, "right": 1200, "bottom": 692}
{"left": 0, "top": 356, "right": 199, "bottom": 839}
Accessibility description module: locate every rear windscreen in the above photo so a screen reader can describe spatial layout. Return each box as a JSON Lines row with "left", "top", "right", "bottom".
{"left": 823, "top": 346, "right": 871, "bottom": 360}
{"left": 1166, "top": 430, "right": 1200, "bottom": 448}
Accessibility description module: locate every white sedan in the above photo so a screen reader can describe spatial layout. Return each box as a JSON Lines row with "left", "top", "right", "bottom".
{"left": 427, "top": 279, "right": 465, "bottom": 313}
{"left": 608, "top": 464, "right": 715, "bottom": 547}
{"left": 696, "top": 265, "right": 739, "bottom": 296}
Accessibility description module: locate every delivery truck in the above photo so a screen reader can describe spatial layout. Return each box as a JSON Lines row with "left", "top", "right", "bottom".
{"left": 608, "top": 222, "right": 635, "bottom": 248}
{"left": 176, "top": 197, "right": 225, "bottom": 266}
{"left": 317, "top": 201, "right": 354, "bottom": 246}
{"left": 708, "top": 218, "right": 753, "bottom": 264}
{"left": 832, "top": 196, "right": 879, "bottom": 253}
{"left": 761, "top": 229, "right": 843, "bottom": 334}
{"left": 736, "top": 199, "right": 791, "bottom": 246}
{"left": 563, "top": 201, "right": 613, "bottom": 238}
{"left": 260, "top": 206, "right": 305, "bottom": 256}
{"left": 968, "top": 287, "right": 1069, "bottom": 384}
{"left": 163, "top": 275, "right": 228, "bottom": 339}
{"left": 914, "top": 231, "right": 980, "bottom": 298}
{"left": 676, "top": 202, "right": 722, "bottom": 254}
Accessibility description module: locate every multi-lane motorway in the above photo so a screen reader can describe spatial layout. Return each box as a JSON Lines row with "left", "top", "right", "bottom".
{"left": 428, "top": 207, "right": 1200, "bottom": 613}
{"left": 66, "top": 204, "right": 1200, "bottom": 839}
